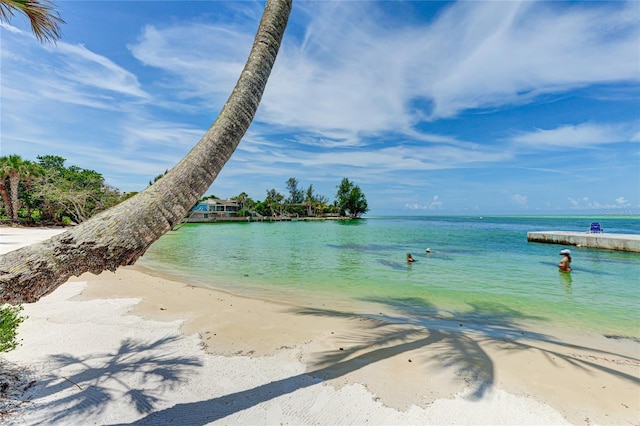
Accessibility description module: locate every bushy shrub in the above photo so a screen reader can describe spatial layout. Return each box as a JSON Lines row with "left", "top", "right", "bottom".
{"left": 0, "top": 305, "right": 26, "bottom": 353}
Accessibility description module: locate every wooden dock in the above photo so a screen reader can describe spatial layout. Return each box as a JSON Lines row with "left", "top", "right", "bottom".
{"left": 527, "top": 231, "right": 640, "bottom": 253}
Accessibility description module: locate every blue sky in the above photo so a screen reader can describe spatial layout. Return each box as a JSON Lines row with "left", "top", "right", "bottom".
{"left": 1, "top": 1, "right": 639, "bottom": 215}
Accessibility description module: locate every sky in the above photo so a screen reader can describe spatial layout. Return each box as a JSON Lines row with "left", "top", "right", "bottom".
{"left": 1, "top": 0, "right": 639, "bottom": 216}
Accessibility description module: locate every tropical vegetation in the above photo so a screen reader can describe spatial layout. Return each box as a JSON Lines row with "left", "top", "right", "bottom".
{"left": 0, "top": 155, "right": 123, "bottom": 225}
{"left": 335, "top": 177, "right": 368, "bottom": 218}
{"left": 0, "top": 304, "right": 25, "bottom": 353}
{"left": 0, "top": 153, "right": 369, "bottom": 224}
{"left": 207, "top": 176, "right": 368, "bottom": 219}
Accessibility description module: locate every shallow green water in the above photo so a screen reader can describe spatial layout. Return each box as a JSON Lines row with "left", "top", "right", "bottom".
{"left": 140, "top": 216, "right": 640, "bottom": 339}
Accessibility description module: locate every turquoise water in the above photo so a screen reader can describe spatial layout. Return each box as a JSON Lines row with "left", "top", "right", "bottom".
{"left": 139, "top": 216, "right": 640, "bottom": 339}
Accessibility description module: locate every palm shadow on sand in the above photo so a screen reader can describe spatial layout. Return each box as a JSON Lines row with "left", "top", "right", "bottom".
{"left": 21, "top": 336, "right": 202, "bottom": 424}
{"left": 112, "top": 296, "right": 639, "bottom": 425}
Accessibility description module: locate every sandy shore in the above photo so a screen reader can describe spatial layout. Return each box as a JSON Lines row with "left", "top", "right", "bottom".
{"left": 1, "top": 226, "right": 638, "bottom": 425}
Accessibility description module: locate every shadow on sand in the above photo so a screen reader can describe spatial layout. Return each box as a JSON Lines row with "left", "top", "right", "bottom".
{"left": 107, "top": 297, "right": 638, "bottom": 425}
{"left": 21, "top": 336, "right": 202, "bottom": 424}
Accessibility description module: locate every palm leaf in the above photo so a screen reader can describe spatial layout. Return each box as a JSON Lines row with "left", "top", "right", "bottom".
{"left": 0, "top": 0, "right": 64, "bottom": 43}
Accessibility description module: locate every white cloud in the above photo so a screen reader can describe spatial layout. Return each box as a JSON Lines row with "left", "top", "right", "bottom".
{"left": 615, "top": 197, "right": 630, "bottom": 206}
{"left": 567, "top": 196, "right": 633, "bottom": 210}
{"left": 54, "top": 43, "right": 150, "bottom": 100}
{"left": 1, "top": 27, "right": 149, "bottom": 109}
{"left": 125, "top": 1, "right": 640, "bottom": 146}
{"left": 231, "top": 136, "right": 512, "bottom": 182}
{"left": 421, "top": 2, "right": 640, "bottom": 118}
{"left": 510, "top": 122, "right": 637, "bottom": 149}
{"left": 129, "top": 24, "right": 251, "bottom": 105}
{"left": 404, "top": 195, "right": 443, "bottom": 211}
{"left": 512, "top": 194, "right": 528, "bottom": 205}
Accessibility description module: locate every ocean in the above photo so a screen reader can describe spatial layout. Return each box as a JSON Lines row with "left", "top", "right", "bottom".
{"left": 139, "top": 216, "right": 640, "bottom": 340}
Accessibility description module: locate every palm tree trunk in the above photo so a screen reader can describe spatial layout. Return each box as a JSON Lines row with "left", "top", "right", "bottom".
{"left": 8, "top": 173, "right": 20, "bottom": 221}
{"left": 0, "top": 0, "right": 292, "bottom": 304}
{"left": 0, "top": 180, "right": 12, "bottom": 220}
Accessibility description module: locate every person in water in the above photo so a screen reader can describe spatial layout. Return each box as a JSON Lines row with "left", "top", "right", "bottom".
{"left": 558, "top": 249, "right": 572, "bottom": 272}
{"left": 406, "top": 253, "right": 415, "bottom": 263}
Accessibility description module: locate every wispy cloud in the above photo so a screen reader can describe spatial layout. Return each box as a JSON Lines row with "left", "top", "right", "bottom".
{"left": 405, "top": 196, "right": 444, "bottom": 211}
{"left": 128, "top": 24, "right": 251, "bottom": 106}
{"left": 1, "top": 26, "right": 149, "bottom": 109}
{"left": 568, "top": 196, "right": 632, "bottom": 210}
{"left": 510, "top": 122, "right": 638, "bottom": 149}
{"left": 259, "top": 1, "right": 638, "bottom": 141}
{"left": 512, "top": 194, "right": 528, "bottom": 206}
{"left": 419, "top": 1, "right": 640, "bottom": 118}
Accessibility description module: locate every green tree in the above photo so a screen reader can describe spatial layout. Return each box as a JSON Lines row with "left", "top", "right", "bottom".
{"left": 304, "top": 184, "right": 316, "bottom": 216}
{"left": 336, "top": 178, "right": 354, "bottom": 217}
{"left": 253, "top": 200, "right": 269, "bottom": 217}
{"left": 0, "top": 304, "right": 25, "bottom": 353}
{"left": 0, "top": 0, "right": 64, "bottom": 44}
{"left": 0, "top": 0, "right": 292, "bottom": 304}
{"left": 303, "top": 184, "right": 329, "bottom": 217}
{"left": 285, "top": 177, "right": 304, "bottom": 204}
{"left": 18, "top": 160, "right": 44, "bottom": 222}
{"left": 32, "top": 155, "right": 66, "bottom": 222}
{"left": 36, "top": 154, "right": 65, "bottom": 169}
{"left": 336, "top": 177, "right": 368, "bottom": 218}
{"left": 314, "top": 195, "right": 332, "bottom": 216}
{"left": 149, "top": 169, "right": 169, "bottom": 186}
{"left": 34, "top": 156, "right": 121, "bottom": 224}
{"left": 0, "top": 157, "right": 46, "bottom": 222}
{"left": 232, "top": 192, "right": 254, "bottom": 216}
{"left": 0, "top": 157, "right": 14, "bottom": 219}
{"left": 264, "top": 188, "right": 284, "bottom": 217}
{"left": 0, "top": 155, "right": 28, "bottom": 221}
{"left": 346, "top": 185, "right": 368, "bottom": 218}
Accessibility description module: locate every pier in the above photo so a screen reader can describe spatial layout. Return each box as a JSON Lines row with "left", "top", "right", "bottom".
{"left": 527, "top": 231, "right": 640, "bottom": 253}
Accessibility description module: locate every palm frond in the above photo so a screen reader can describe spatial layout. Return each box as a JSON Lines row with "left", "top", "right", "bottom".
{"left": 0, "top": 0, "right": 64, "bottom": 44}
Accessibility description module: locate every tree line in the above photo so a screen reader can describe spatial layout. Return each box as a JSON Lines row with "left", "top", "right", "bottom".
{"left": 204, "top": 177, "right": 368, "bottom": 219}
{"left": 0, "top": 154, "right": 368, "bottom": 225}
{"left": 0, "top": 154, "right": 124, "bottom": 225}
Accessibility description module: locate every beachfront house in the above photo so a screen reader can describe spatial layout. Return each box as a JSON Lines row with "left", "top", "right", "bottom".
{"left": 188, "top": 199, "right": 242, "bottom": 222}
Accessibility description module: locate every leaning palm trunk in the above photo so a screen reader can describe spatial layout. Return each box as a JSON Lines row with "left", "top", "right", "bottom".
{"left": 0, "top": 0, "right": 292, "bottom": 304}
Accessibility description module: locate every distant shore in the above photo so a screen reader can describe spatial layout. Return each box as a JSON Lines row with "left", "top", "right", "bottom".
{"left": 1, "top": 225, "right": 638, "bottom": 425}
{"left": 182, "top": 214, "right": 356, "bottom": 223}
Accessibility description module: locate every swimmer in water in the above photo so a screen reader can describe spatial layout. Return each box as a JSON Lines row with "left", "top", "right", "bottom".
{"left": 558, "top": 249, "right": 572, "bottom": 272}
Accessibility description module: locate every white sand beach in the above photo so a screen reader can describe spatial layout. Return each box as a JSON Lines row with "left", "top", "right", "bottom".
{"left": 1, "top": 226, "right": 638, "bottom": 425}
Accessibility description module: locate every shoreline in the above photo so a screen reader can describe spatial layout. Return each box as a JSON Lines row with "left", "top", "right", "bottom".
{"left": 1, "top": 226, "right": 639, "bottom": 424}
{"left": 137, "top": 255, "right": 640, "bottom": 345}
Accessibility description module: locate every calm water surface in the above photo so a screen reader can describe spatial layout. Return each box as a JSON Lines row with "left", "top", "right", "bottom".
{"left": 139, "top": 216, "right": 640, "bottom": 339}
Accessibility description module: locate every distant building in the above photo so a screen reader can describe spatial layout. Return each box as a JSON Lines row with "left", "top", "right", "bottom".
{"left": 189, "top": 199, "right": 241, "bottom": 221}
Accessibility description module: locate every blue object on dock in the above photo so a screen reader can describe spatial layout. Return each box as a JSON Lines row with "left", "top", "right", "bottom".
{"left": 589, "top": 222, "right": 603, "bottom": 233}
